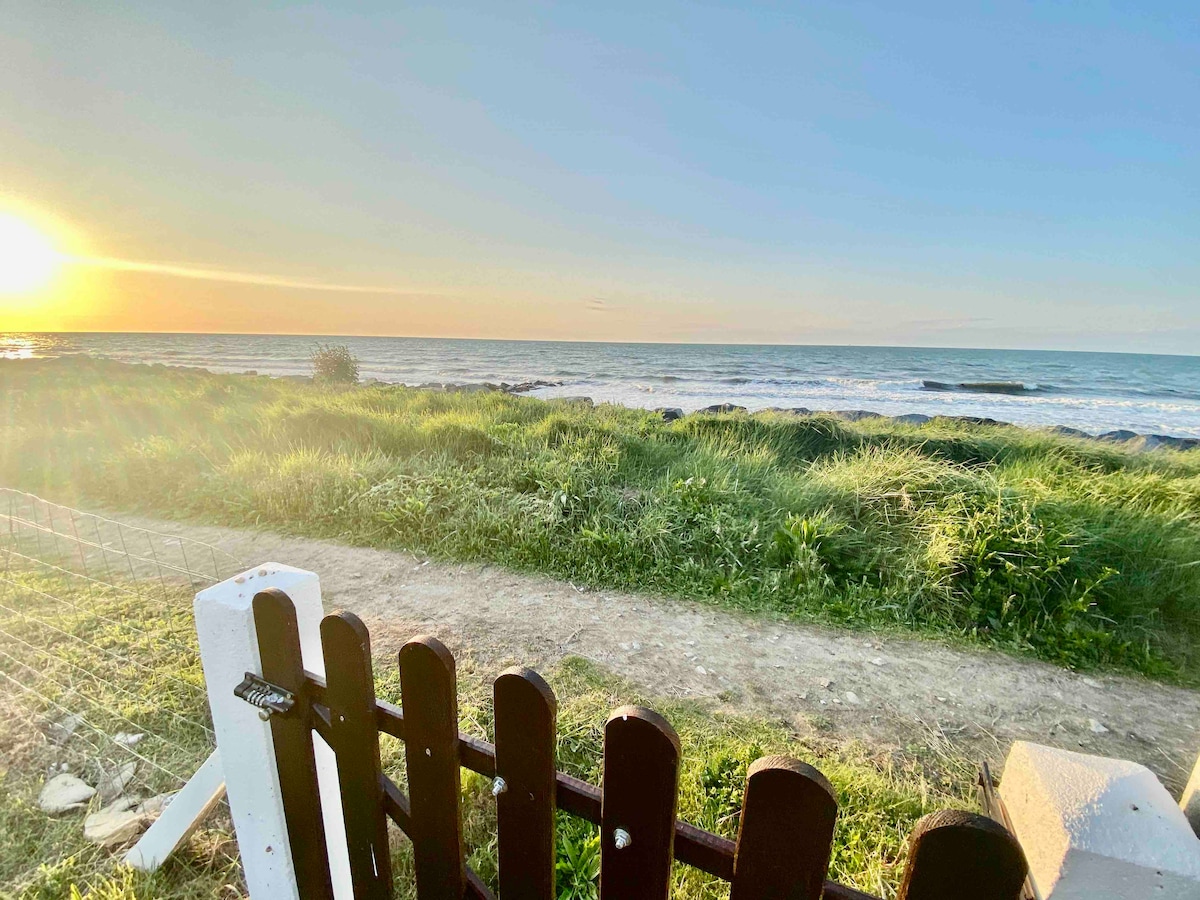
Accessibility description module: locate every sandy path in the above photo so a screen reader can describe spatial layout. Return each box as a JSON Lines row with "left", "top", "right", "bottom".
{"left": 135, "top": 517, "right": 1200, "bottom": 790}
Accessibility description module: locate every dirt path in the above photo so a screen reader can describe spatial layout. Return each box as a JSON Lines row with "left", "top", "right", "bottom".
{"left": 137, "top": 517, "right": 1200, "bottom": 790}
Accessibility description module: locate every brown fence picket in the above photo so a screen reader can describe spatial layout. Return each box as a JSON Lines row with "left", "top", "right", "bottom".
{"left": 599, "top": 706, "right": 682, "bottom": 900}
{"left": 494, "top": 667, "right": 558, "bottom": 900}
{"left": 254, "top": 601, "right": 1024, "bottom": 900}
{"left": 320, "top": 612, "right": 393, "bottom": 898}
{"left": 730, "top": 756, "right": 838, "bottom": 900}
{"left": 400, "top": 635, "right": 466, "bottom": 900}
{"left": 252, "top": 589, "right": 334, "bottom": 900}
{"left": 898, "top": 810, "right": 1028, "bottom": 900}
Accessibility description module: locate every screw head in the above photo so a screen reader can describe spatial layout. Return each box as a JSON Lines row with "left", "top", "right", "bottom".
{"left": 258, "top": 709, "right": 271, "bottom": 722}
{"left": 613, "top": 828, "right": 632, "bottom": 850}
{"left": 491, "top": 777, "right": 508, "bottom": 797}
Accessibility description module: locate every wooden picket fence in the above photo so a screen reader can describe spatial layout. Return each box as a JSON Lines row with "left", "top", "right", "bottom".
{"left": 245, "top": 588, "right": 1029, "bottom": 900}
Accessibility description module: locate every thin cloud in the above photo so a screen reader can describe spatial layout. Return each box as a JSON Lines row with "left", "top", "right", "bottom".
{"left": 63, "top": 254, "right": 438, "bottom": 296}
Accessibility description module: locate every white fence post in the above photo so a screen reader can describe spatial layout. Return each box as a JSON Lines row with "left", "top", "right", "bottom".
{"left": 193, "top": 563, "right": 352, "bottom": 898}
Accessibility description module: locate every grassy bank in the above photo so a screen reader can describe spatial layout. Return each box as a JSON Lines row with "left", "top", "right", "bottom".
{"left": 0, "top": 573, "right": 970, "bottom": 898}
{"left": 3, "top": 357, "right": 1200, "bottom": 681}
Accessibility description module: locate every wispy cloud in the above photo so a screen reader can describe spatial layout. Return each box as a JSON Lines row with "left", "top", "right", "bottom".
{"left": 63, "top": 254, "right": 437, "bottom": 296}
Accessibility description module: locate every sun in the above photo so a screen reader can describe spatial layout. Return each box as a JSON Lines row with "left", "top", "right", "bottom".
{"left": 0, "top": 212, "right": 59, "bottom": 295}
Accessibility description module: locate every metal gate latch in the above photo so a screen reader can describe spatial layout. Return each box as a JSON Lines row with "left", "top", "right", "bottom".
{"left": 234, "top": 672, "right": 296, "bottom": 720}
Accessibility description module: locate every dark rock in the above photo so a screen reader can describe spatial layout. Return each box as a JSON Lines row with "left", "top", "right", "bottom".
{"left": 1046, "top": 425, "right": 1093, "bottom": 439}
{"left": 937, "top": 415, "right": 1011, "bottom": 427}
{"left": 832, "top": 410, "right": 885, "bottom": 422}
{"left": 1138, "top": 434, "right": 1200, "bottom": 452}
{"left": 760, "top": 407, "right": 814, "bottom": 416}
{"left": 1096, "top": 431, "right": 1198, "bottom": 451}
{"left": 505, "top": 379, "right": 563, "bottom": 394}
{"left": 892, "top": 413, "right": 931, "bottom": 426}
{"left": 451, "top": 382, "right": 501, "bottom": 394}
{"left": 698, "top": 403, "right": 747, "bottom": 414}
{"left": 655, "top": 407, "right": 685, "bottom": 421}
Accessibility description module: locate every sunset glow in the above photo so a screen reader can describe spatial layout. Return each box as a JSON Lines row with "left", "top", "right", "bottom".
{"left": 0, "top": 213, "right": 58, "bottom": 295}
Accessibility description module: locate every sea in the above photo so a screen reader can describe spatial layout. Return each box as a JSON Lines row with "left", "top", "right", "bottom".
{"left": 4, "top": 332, "right": 1200, "bottom": 438}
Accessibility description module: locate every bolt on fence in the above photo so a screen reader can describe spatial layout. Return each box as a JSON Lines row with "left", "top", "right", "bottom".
{"left": 0, "top": 488, "right": 244, "bottom": 840}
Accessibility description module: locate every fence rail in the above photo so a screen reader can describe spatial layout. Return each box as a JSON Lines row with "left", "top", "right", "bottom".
{"left": 250, "top": 588, "right": 1031, "bottom": 900}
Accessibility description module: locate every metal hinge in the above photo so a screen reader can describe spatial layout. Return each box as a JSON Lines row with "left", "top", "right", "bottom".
{"left": 234, "top": 672, "right": 296, "bottom": 721}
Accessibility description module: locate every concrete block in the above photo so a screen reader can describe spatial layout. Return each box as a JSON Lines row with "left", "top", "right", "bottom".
{"left": 1000, "top": 741, "right": 1200, "bottom": 899}
{"left": 1180, "top": 752, "right": 1200, "bottom": 836}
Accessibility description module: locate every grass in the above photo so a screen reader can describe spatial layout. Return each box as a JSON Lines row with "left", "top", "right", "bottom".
{"left": 3, "top": 357, "right": 1200, "bottom": 681}
{"left": 0, "top": 574, "right": 975, "bottom": 899}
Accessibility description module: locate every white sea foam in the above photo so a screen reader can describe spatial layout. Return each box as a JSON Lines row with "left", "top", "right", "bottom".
{"left": 4, "top": 332, "right": 1199, "bottom": 438}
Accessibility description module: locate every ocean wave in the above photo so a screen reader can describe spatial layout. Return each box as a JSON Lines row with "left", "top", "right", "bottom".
{"left": 921, "top": 380, "right": 1050, "bottom": 395}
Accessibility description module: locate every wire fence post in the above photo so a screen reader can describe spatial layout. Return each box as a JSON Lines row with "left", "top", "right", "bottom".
{"left": 194, "top": 563, "right": 352, "bottom": 899}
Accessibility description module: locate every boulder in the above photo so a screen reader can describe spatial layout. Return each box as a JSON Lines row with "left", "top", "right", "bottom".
{"left": 1099, "top": 430, "right": 1139, "bottom": 443}
{"left": 832, "top": 410, "right": 884, "bottom": 422}
{"left": 892, "top": 413, "right": 931, "bottom": 426}
{"left": 1046, "top": 425, "right": 1094, "bottom": 439}
{"left": 38, "top": 773, "right": 96, "bottom": 814}
{"left": 453, "top": 382, "right": 501, "bottom": 394}
{"left": 938, "top": 415, "right": 1011, "bottom": 427}
{"left": 655, "top": 407, "right": 684, "bottom": 422}
{"left": 698, "top": 403, "right": 746, "bottom": 414}
{"left": 505, "top": 380, "right": 562, "bottom": 393}
{"left": 1139, "top": 434, "right": 1200, "bottom": 452}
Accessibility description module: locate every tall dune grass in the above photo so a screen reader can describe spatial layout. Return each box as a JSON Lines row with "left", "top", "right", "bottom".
{"left": 4, "top": 357, "right": 1200, "bottom": 681}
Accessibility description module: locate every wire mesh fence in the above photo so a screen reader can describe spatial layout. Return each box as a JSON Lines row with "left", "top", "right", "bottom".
{"left": 0, "top": 487, "right": 244, "bottom": 809}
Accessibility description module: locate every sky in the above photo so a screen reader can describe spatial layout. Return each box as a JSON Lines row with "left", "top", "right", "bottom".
{"left": 1, "top": 1, "right": 1197, "bottom": 352}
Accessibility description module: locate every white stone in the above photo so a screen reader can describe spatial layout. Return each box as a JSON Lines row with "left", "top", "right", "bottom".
{"left": 136, "top": 792, "right": 175, "bottom": 818}
{"left": 84, "top": 798, "right": 145, "bottom": 848}
{"left": 96, "top": 761, "right": 137, "bottom": 803}
{"left": 1000, "top": 741, "right": 1200, "bottom": 898}
{"left": 47, "top": 714, "right": 81, "bottom": 746}
{"left": 38, "top": 773, "right": 96, "bottom": 813}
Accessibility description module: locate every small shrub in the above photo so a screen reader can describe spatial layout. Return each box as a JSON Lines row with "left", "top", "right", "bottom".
{"left": 310, "top": 343, "right": 360, "bottom": 384}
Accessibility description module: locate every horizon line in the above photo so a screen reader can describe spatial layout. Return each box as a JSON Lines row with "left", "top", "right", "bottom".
{"left": 5, "top": 329, "right": 1199, "bottom": 360}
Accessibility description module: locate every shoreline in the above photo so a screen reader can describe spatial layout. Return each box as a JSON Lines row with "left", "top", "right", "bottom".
{"left": 7, "top": 353, "right": 1200, "bottom": 450}
{"left": 387, "top": 374, "right": 1200, "bottom": 451}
